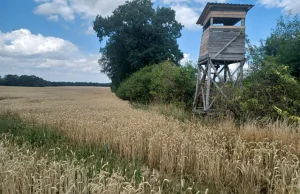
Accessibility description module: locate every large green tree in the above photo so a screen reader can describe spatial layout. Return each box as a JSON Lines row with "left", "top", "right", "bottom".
{"left": 93, "top": 0, "right": 184, "bottom": 90}
{"left": 263, "top": 14, "right": 300, "bottom": 79}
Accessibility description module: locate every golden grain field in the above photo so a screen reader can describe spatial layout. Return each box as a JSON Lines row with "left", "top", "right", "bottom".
{"left": 0, "top": 138, "right": 153, "bottom": 194}
{"left": 1, "top": 86, "right": 300, "bottom": 193}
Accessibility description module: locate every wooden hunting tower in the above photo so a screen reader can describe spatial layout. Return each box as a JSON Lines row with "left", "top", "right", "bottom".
{"left": 193, "top": 3, "right": 254, "bottom": 114}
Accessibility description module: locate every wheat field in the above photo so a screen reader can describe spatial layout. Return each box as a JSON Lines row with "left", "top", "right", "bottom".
{"left": 1, "top": 86, "right": 300, "bottom": 193}
{"left": 0, "top": 138, "right": 157, "bottom": 194}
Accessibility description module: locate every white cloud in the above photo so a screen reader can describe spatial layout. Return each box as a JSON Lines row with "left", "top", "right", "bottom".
{"left": 33, "top": 0, "right": 222, "bottom": 31}
{"left": 69, "top": 0, "right": 129, "bottom": 19}
{"left": 47, "top": 15, "right": 59, "bottom": 21}
{"left": 0, "top": 29, "right": 109, "bottom": 82}
{"left": 165, "top": 0, "right": 228, "bottom": 30}
{"left": 33, "top": 0, "right": 132, "bottom": 34}
{"left": 33, "top": 0, "right": 129, "bottom": 21}
{"left": 160, "top": 0, "right": 189, "bottom": 4}
{"left": 180, "top": 53, "right": 191, "bottom": 65}
{"left": 0, "top": 29, "right": 77, "bottom": 59}
{"left": 33, "top": 0, "right": 232, "bottom": 32}
{"left": 193, "top": 0, "right": 226, "bottom": 4}
{"left": 171, "top": 4, "right": 201, "bottom": 30}
{"left": 258, "top": 0, "right": 285, "bottom": 8}
{"left": 34, "top": 0, "right": 75, "bottom": 21}
{"left": 85, "top": 26, "right": 95, "bottom": 35}
{"left": 258, "top": 0, "right": 300, "bottom": 14}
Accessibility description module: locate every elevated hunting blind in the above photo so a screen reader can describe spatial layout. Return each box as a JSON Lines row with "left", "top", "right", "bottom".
{"left": 193, "top": 3, "right": 254, "bottom": 115}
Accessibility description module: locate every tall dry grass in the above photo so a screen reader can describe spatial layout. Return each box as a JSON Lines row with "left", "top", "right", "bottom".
{"left": 1, "top": 86, "right": 300, "bottom": 193}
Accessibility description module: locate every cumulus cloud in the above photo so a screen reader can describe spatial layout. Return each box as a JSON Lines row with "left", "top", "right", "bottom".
{"left": 34, "top": 0, "right": 75, "bottom": 21}
{"left": 0, "top": 29, "right": 109, "bottom": 82}
{"left": 69, "top": 0, "right": 129, "bottom": 18}
{"left": 0, "top": 29, "right": 78, "bottom": 59}
{"left": 165, "top": 0, "right": 228, "bottom": 30}
{"left": 33, "top": 0, "right": 229, "bottom": 30}
{"left": 33, "top": 0, "right": 134, "bottom": 33}
{"left": 258, "top": 0, "right": 300, "bottom": 14}
{"left": 33, "top": 0, "right": 129, "bottom": 21}
{"left": 171, "top": 4, "right": 201, "bottom": 30}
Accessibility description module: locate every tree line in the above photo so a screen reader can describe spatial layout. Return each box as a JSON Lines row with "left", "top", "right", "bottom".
{"left": 0, "top": 74, "right": 111, "bottom": 87}
{"left": 94, "top": 0, "right": 300, "bottom": 122}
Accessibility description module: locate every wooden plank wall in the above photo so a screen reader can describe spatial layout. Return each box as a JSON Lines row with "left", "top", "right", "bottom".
{"left": 199, "top": 28, "right": 210, "bottom": 57}
{"left": 208, "top": 27, "right": 245, "bottom": 60}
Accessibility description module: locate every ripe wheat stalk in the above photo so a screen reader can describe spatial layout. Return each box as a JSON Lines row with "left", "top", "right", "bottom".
{"left": 0, "top": 86, "right": 300, "bottom": 193}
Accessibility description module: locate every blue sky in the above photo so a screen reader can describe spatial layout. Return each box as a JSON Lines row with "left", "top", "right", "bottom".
{"left": 0, "top": 0, "right": 299, "bottom": 82}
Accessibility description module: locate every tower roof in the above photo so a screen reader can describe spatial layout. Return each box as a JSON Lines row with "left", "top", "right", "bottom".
{"left": 196, "top": 3, "right": 254, "bottom": 25}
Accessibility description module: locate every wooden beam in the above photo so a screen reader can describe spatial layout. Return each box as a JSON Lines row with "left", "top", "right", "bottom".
{"left": 202, "top": 12, "right": 247, "bottom": 27}
{"left": 205, "top": 61, "right": 211, "bottom": 111}
{"left": 241, "top": 18, "right": 245, "bottom": 26}
{"left": 193, "top": 69, "right": 200, "bottom": 109}
{"left": 210, "top": 26, "right": 245, "bottom": 29}
{"left": 224, "top": 66, "right": 227, "bottom": 83}
{"left": 218, "top": 66, "right": 225, "bottom": 75}
{"left": 232, "top": 60, "right": 245, "bottom": 87}
{"left": 194, "top": 64, "right": 208, "bottom": 111}
{"left": 226, "top": 63, "right": 240, "bottom": 83}
{"left": 198, "top": 64, "right": 208, "bottom": 111}
{"left": 240, "top": 60, "right": 245, "bottom": 90}
{"left": 227, "top": 66, "right": 233, "bottom": 82}
{"left": 206, "top": 61, "right": 242, "bottom": 110}
{"left": 211, "top": 62, "right": 223, "bottom": 82}
{"left": 193, "top": 66, "right": 202, "bottom": 109}
{"left": 208, "top": 78, "right": 240, "bottom": 116}
{"left": 211, "top": 79, "right": 229, "bottom": 101}
{"left": 201, "top": 85, "right": 206, "bottom": 110}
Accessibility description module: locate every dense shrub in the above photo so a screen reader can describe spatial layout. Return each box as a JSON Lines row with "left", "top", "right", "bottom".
{"left": 115, "top": 65, "right": 153, "bottom": 103}
{"left": 240, "top": 61, "right": 300, "bottom": 122}
{"left": 241, "top": 14, "right": 300, "bottom": 122}
{"left": 116, "top": 61, "right": 196, "bottom": 109}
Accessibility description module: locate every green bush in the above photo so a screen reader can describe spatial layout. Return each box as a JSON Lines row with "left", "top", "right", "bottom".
{"left": 116, "top": 61, "right": 196, "bottom": 109}
{"left": 116, "top": 65, "right": 153, "bottom": 103}
{"left": 240, "top": 62, "right": 300, "bottom": 122}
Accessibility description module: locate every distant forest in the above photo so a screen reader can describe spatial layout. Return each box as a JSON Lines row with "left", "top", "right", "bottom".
{"left": 0, "top": 74, "right": 111, "bottom": 87}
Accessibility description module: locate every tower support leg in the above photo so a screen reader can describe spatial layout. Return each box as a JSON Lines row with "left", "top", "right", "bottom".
{"left": 193, "top": 58, "right": 246, "bottom": 116}
{"left": 205, "top": 60, "right": 211, "bottom": 112}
